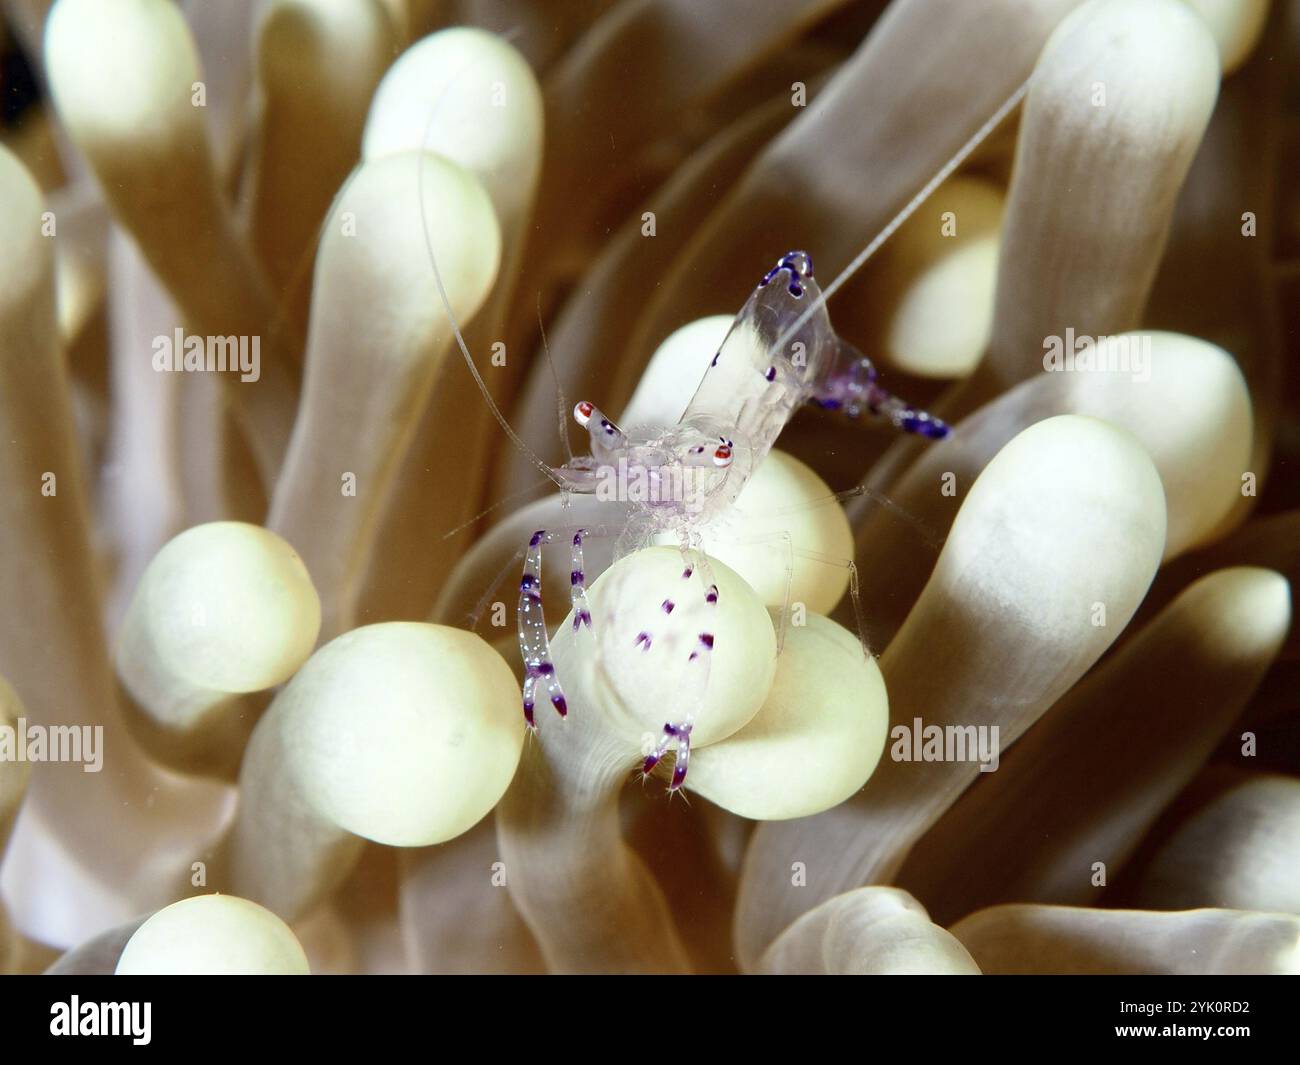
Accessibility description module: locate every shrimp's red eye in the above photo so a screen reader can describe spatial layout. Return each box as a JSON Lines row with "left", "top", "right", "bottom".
{"left": 573, "top": 401, "right": 594, "bottom": 426}
{"left": 712, "top": 444, "right": 733, "bottom": 468}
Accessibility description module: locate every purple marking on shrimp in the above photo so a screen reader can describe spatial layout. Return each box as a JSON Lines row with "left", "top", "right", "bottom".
{"left": 904, "top": 414, "right": 950, "bottom": 439}
{"left": 508, "top": 242, "right": 951, "bottom": 756}
{"left": 761, "top": 252, "right": 813, "bottom": 295}
{"left": 551, "top": 693, "right": 567, "bottom": 717}
{"left": 812, "top": 348, "right": 948, "bottom": 439}
{"left": 518, "top": 534, "right": 564, "bottom": 727}
{"left": 643, "top": 721, "right": 694, "bottom": 789}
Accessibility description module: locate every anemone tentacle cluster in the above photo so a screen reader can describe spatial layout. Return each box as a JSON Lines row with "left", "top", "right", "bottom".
{"left": 0, "top": 0, "right": 1294, "bottom": 979}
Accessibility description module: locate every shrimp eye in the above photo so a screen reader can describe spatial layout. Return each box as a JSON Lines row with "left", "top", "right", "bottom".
{"left": 712, "top": 444, "right": 733, "bottom": 468}
{"left": 573, "top": 400, "right": 594, "bottom": 427}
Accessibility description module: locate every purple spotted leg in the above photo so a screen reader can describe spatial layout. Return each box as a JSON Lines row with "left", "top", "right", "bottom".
{"left": 518, "top": 528, "right": 596, "bottom": 729}
{"left": 642, "top": 557, "right": 720, "bottom": 791}
{"left": 570, "top": 530, "right": 593, "bottom": 633}
{"left": 644, "top": 721, "right": 694, "bottom": 790}
{"left": 518, "top": 530, "right": 566, "bottom": 729}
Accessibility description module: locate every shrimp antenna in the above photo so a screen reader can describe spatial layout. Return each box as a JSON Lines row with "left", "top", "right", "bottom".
{"left": 774, "top": 76, "right": 1032, "bottom": 354}
{"left": 435, "top": 473, "right": 555, "bottom": 542}
{"left": 537, "top": 294, "right": 574, "bottom": 464}
{"left": 415, "top": 33, "right": 566, "bottom": 489}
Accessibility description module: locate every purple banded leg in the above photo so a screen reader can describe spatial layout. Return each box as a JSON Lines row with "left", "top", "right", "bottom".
{"left": 570, "top": 530, "right": 592, "bottom": 632}
{"left": 812, "top": 342, "right": 950, "bottom": 439}
{"left": 517, "top": 530, "right": 567, "bottom": 729}
{"left": 642, "top": 722, "right": 694, "bottom": 791}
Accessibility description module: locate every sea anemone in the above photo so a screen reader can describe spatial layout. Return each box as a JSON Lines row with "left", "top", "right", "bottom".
{"left": 0, "top": 0, "right": 1295, "bottom": 978}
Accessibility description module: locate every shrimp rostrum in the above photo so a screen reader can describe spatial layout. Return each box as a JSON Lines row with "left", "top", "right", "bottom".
{"left": 517, "top": 250, "right": 949, "bottom": 791}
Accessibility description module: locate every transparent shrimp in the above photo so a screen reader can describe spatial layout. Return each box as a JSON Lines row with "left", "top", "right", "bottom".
{"left": 422, "top": 73, "right": 1030, "bottom": 792}
{"left": 514, "top": 251, "right": 949, "bottom": 786}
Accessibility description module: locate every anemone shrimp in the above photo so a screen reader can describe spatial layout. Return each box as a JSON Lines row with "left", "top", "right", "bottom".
{"left": 425, "top": 75, "right": 1030, "bottom": 793}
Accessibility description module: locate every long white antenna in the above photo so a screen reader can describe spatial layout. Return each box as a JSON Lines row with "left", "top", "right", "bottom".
{"left": 417, "top": 40, "right": 1031, "bottom": 480}
{"left": 774, "top": 77, "right": 1031, "bottom": 354}
{"left": 415, "top": 33, "right": 566, "bottom": 489}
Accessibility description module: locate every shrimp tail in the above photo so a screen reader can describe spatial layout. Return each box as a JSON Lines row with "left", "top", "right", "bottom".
{"left": 811, "top": 338, "right": 950, "bottom": 440}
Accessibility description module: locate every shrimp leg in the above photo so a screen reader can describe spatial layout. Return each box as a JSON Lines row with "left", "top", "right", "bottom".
{"left": 518, "top": 527, "right": 595, "bottom": 728}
